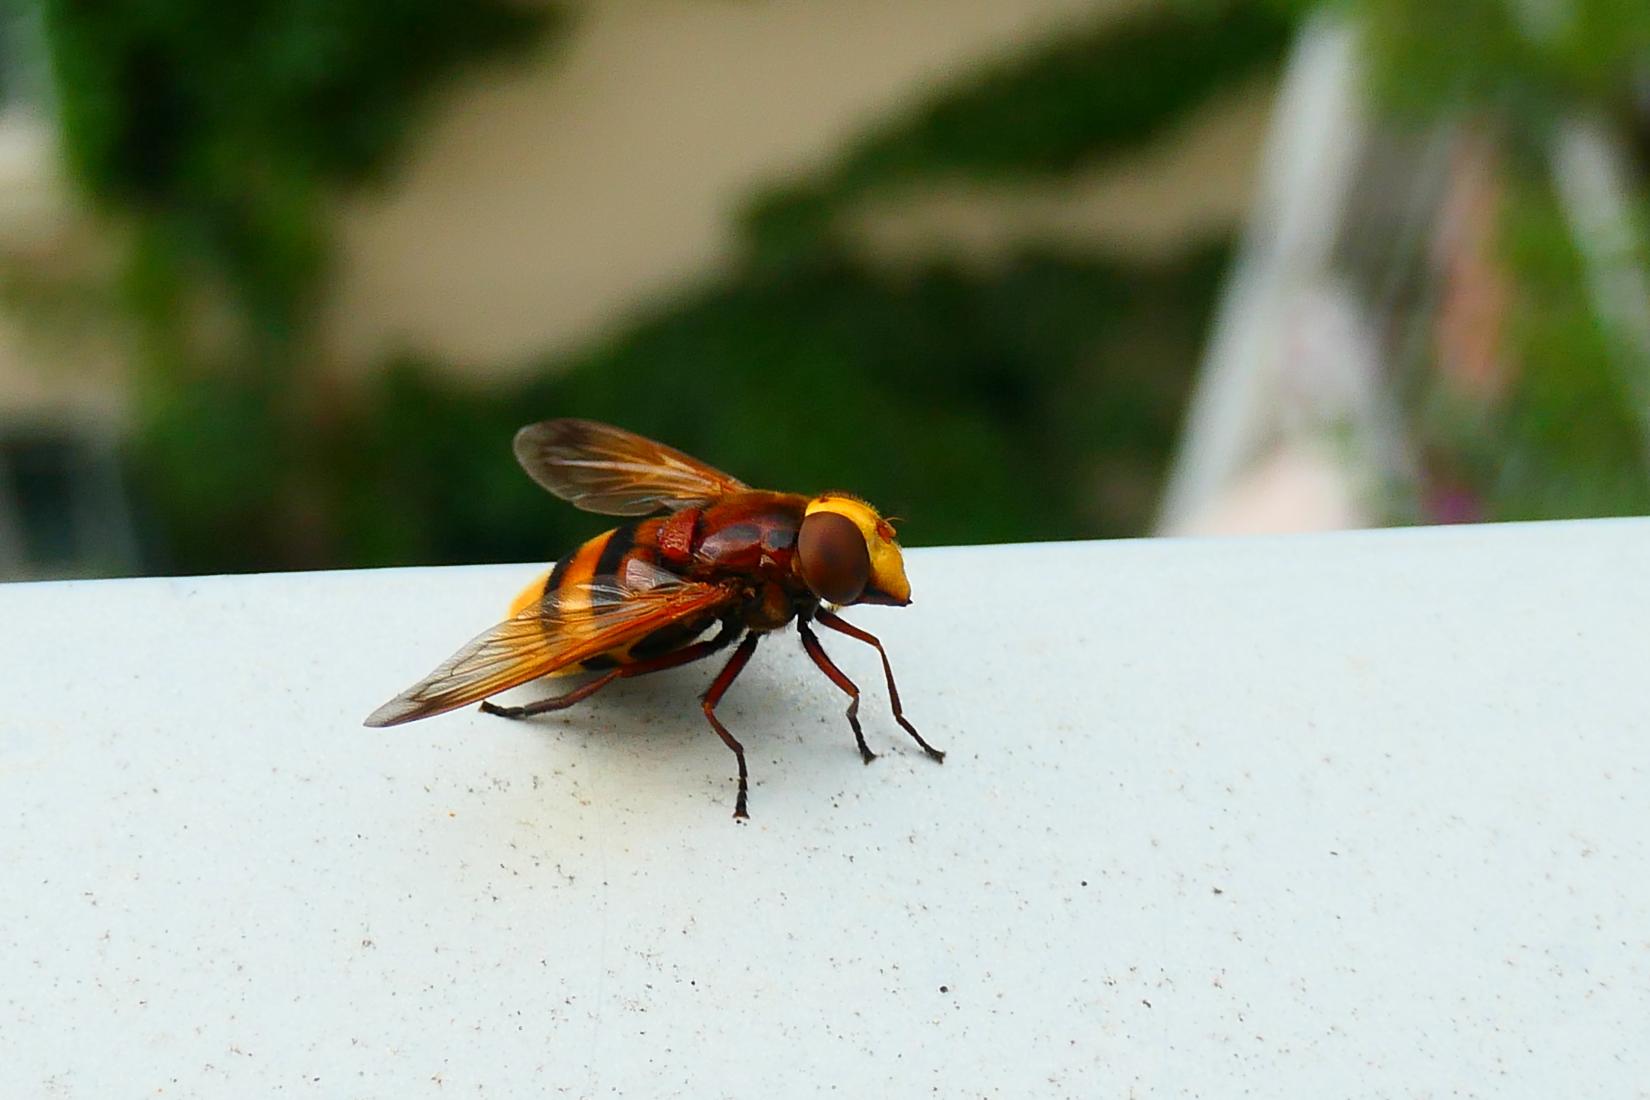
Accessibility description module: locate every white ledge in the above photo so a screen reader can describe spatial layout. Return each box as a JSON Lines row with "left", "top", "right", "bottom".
{"left": 3, "top": 519, "right": 1649, "bottom": 1094}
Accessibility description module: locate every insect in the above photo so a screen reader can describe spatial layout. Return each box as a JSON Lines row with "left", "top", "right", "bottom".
{"left": 364, "top": 418, "right": 943, "bottom": 818}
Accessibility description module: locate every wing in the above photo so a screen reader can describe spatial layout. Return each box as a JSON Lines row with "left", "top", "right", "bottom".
{"left": 364, "top": 562, "right": 740, "bottom": 727}
{"left": 513, "top": 419, "right": 749, "bottom": 516}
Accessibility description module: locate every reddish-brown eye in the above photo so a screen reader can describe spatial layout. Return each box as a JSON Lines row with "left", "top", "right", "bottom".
{"left": 797, "top": 511, "right": 870, "bottom": 605}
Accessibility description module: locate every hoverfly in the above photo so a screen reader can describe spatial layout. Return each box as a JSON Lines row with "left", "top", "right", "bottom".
{"left": 364, "top": 419, "right": 943, "bottom": 818}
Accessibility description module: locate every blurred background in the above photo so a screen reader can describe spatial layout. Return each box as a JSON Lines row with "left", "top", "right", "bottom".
{"left": 0, "top": 0, "right": 1646, "bottom": 580}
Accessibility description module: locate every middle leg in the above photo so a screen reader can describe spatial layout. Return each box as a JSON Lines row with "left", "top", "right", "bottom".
{"left": 702, "top": 631, "right": 762, "bottom": 820}
{"left": 797, "top": 618, "right": 875, "bottom": 765}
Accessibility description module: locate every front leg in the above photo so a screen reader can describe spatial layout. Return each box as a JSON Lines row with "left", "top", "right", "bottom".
{"left": 814, "top": 607, "right": 944, "bottom": 763}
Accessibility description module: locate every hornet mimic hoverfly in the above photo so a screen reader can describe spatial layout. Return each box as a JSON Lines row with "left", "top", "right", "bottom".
{"left": 364, "top": 419, "right": 944, "bottom": 818}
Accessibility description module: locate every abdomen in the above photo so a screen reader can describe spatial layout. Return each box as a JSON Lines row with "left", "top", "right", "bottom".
{"left": 507, "top": 519, "right": 713, "bottom": 676}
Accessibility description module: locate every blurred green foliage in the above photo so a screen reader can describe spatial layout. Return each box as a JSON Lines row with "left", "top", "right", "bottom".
{"left": 1357, "top": 0, "right": 1650, "bottom": 124}
{"left": 38, "top": 0, "right": 565, "bottom": 571}
{"left": 1341, "top": 0, "right": 1650, "bottom": 521}
{"left": 1423, "top": 172, "right": 1650, "bottom": 520}
{"left": 339, "top": 3, "right": 1293, "bottom": 566}
{"left": 344, "top": 247, "right": 1229, "bottom": 566}
{"left": 47, "top": 0, "right": 558, "bottom": 304}
{"left": 31, "top": 0, "right": 1650, "bottom": 572}
{"left": 746, "top": 3, "right": 1289, "bottom": 263}
{"left": 35, "top": 0, "right": 1290, "bottom": 572}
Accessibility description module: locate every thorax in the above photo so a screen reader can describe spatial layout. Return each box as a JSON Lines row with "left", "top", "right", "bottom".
{"left": 684, "top": 491, "right": 807, "bottom": 585}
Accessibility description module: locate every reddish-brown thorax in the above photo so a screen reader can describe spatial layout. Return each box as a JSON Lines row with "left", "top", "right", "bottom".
{"left": 656, "top": 506, "right": 699, "bottom": 567}
{"left": 686, "top": 491, "right": 809, "bottom": 591}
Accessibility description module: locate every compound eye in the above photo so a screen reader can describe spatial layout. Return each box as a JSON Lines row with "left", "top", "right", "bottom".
{"left": 797, "top": 511, "right": 870, "bottom": 605}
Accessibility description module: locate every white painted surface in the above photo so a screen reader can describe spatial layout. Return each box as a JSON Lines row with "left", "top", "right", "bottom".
{"left": 3, "top": 520, "right": 1648, "bottom": 1096}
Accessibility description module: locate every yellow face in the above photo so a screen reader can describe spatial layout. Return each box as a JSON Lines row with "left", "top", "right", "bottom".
{"left": 801, "top": 494, "right": 912, "bottom": 606}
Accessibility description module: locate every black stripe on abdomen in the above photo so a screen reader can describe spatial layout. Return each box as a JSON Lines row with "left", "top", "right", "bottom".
{"left": 592, "top": 523, "right": 639, "bottom": 601}
{"left": 545, "top": 552, "right": 572, "bottom": 597}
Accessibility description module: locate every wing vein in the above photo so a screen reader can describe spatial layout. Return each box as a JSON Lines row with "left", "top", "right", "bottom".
{"left": 364, "top": 565, "right": 739, "bottom": 727}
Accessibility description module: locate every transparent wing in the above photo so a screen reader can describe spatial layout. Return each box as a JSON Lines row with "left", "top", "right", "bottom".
{"left": 364, "top": 562, "right": 739, "bottom": 727}
{"left": 513, "top": 419, "right": 749, "bottom": 516}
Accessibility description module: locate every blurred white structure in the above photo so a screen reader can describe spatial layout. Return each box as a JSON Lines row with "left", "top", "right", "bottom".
{"left": 1162, "top": 14, "right": 1650, "bottom": 536}
{"left": 1157, "top": 16, "right": 1412, "bottom": 536}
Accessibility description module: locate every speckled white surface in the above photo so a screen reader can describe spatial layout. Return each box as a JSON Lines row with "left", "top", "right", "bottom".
{"left": 3, "top": 521, "right": 1649, "bottom": 1097}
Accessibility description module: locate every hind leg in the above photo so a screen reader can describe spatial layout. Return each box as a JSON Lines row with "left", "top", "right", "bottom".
{"left": 480, "top": 621, "right": 739, "bottom": 719}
